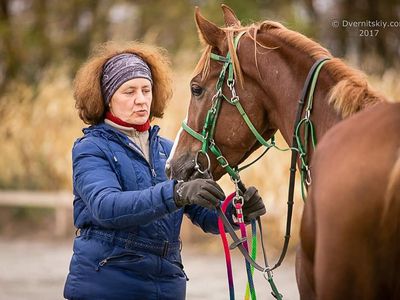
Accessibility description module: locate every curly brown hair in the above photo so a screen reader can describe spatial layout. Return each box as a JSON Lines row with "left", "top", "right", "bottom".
{"left": 74, "top": 41, "right": 173, "bottom": 125}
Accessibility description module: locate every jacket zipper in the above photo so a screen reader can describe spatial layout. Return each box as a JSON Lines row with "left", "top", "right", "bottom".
{"left": 126, "top": 142, "right": 157, "bottom": 180}
{"left": 119, "top": 137, "right": 157, "bottom": 180}
{"left": 97, "top": 125, "right": 159, "bottom": 181}
{"left": 95, "top": 253, "right": 143, "bottom": 271}
{"left": 148, "top": 134, "right": 157, "bottom": 182}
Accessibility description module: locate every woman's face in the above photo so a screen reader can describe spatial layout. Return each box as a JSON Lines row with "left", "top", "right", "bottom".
{"left": 109, "top": 78, "right": 152, "bottom": 125}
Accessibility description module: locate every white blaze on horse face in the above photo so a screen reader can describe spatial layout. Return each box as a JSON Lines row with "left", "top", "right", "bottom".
{"left": 165, "top": 117, "right": 186, "bottom": 176}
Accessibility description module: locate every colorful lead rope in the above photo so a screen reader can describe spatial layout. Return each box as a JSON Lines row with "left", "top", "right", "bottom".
{"left": 245, "top": 221, "right": 257, "bottom": 300}
{"left": 218, "top": 192, "right": 258, "bottom": 300}
{"left": 218, "top": 193, "right": 236, "bottom": 300}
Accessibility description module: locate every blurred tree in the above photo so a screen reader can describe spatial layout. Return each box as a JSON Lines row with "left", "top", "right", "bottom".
{"left": 0, "top": 0, "right": 398, "bottom": 95}
{"left": 0, "top": 0, "right": 398, "bottom": 191}
{"left": 311, "top": 0, "right": 400, "bottom": 72}
{"left": 0, "top": 0, "right": 115, "bottom": 91}
{"left": 0, "top": 0, "right": 21, "bottom": 88}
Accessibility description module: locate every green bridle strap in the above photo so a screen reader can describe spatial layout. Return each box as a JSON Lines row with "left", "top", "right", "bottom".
{"left": 294, "top": 59, "right": 328, "bottom": 200}
{"left": 182, "top": 31, "right": 248, "bottom": 180}
{"left": 210, "top": 52, "right": 229, "bottom": 62}
{"left": 182, "top": 29, "right": 329, "bottom": 202}
{"left": 209, "top": 31, "right": 277, "bottom": 175}
{"left": 210, "top": 143, "right": 240, "bottom": 180}
{"left": 181, "top": 121, "right": 207, "bottom": 143}
{"left": 228, "top": 98, "right": 275, "bottom": 148}
{"left": 180, "top": 29, "right": 329, "bottom": 300}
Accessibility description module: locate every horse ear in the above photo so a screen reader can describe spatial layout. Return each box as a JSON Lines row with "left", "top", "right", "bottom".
{"left": 195, "top": 6, "right": 225, "bottom": 50}
{"left": 221, "top": 4, "right": 240, "bottom": 27}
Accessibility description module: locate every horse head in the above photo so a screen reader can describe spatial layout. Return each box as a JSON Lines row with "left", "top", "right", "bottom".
{"left": 167, "top": 5, "right": 277, "bottom": 181}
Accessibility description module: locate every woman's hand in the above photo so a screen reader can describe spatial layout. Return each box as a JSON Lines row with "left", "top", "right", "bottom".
{"left": 242, "top": 186, "right": 266, "bottom": 222}
{"left": 174, "top": 179, "right": 225, "bottom": 209}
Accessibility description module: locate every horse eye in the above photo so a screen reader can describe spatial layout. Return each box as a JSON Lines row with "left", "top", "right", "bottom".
{"left": 191, "top": 84, "right": 203, "bottom": 96}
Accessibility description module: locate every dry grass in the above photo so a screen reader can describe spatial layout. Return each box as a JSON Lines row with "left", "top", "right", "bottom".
{"left": 0, "top": 61, "right": 397, "bottom": 250}
{"left": 368, "top": 69, "right": 400, "bottom": 103}
{"left": 0, "top": 67, "right": 83, "bottom": 190}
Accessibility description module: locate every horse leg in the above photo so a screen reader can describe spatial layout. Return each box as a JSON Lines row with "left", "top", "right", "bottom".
{"left": 313, "top": 172, "right": 400, "bottom": 300}
{"left": 296, "top": 189, "right": 316, "bottom": 300}
{"left": 310, "top": 143, "right": 382, "bottom": 299}
{"left": 296, "top": 246, "right": 315, "bottom": 300}
{"left": 313, "top": 205, "right": 377, "bottom": 300}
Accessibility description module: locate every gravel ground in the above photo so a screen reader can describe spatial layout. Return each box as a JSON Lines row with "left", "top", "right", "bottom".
{"left": 0, "top": 238, "right": 299, "bottom": 300}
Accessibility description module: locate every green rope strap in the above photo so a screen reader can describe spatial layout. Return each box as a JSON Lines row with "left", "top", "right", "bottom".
{"left": 294, "top": 59, "right": 328, "bottom": 201}
{"left": 244, "top": 222, "right": 258, "bottom": 300}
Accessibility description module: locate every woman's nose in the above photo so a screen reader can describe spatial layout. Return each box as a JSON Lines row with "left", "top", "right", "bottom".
{"left": 134, "top": 91, "right": 146, "bottom": 104}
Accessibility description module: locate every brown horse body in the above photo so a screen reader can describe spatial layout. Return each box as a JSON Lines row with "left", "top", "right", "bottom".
{"left": 298, "top": 102, "right": 400, "bottom": 299}
{"left": 168, "top": 6, "right": 400, "bottom": 299}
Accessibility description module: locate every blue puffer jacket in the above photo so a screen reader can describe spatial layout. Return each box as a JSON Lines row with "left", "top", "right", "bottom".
{"left": 64, "top": 123, "right": 232, "bottom": 300}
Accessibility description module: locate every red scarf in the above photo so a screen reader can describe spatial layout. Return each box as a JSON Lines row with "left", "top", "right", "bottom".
{"left": 105, "top": 111, "right": 150, "bottom": 132}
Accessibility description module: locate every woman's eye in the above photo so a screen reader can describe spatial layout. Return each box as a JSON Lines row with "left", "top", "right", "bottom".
{"left": 191, "top": 84, "right": 203, "bottom": 96}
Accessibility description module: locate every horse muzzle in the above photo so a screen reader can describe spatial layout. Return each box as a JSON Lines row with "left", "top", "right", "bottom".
{"left": 166, "top": 152, "right": 212, "bottom": 181}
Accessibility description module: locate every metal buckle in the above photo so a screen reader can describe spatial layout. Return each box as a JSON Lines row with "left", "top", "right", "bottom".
{"left": 212, "top": 88, "right": 222, "bottom": 102}
{"left": 216, "top": 155, "right": 229, "bottom": 168}
{"left": 305, "top": 167, "right": 312, "bottom": 185}
{"left": 227, "top": 78, "right": 235, "bottom": 89}
{"left": 230, "top": 96, "right": 239, "bottom": 104}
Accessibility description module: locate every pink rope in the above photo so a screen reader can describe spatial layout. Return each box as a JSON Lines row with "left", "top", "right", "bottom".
{"left": 218, "top": 192, "right": 236, "bottom": 300}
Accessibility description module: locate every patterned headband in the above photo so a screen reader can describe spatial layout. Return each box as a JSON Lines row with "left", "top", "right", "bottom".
{"left": 101, "top": 53, "right": 153, "bottom": 106}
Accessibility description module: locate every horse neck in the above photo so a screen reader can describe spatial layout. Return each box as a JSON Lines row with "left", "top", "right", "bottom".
{"left": 276, "top": 58, "right": 342, "bottom": 146}
{"left": 244, "top": 38, "right": 343, "bottom": 152}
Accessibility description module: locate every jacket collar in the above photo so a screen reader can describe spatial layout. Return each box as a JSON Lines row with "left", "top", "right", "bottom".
{"left": 83, "top": 122, "right": 160, "bottom": 145}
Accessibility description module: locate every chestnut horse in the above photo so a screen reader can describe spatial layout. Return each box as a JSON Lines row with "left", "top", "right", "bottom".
{"left": 167, "top": 5, "right": 400, "bottom": 300}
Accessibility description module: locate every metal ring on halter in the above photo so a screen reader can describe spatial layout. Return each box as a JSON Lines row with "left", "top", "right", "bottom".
{"left": 227, "top": 78, "right": 235, "bottom": 89}
{"left": 194, "top": 151, "right": 211, "bottom": 174}
{"left": 306, "top": 168, "right": 312, "bottom": 186}
{"left": 212, "top": 88, "right": 222, "bottom": 102}
{"left": 262, "top": 267, "right": 273, "bottom": 281}
{"left": 233, "top": 195, "right": 244, "bottom": 206}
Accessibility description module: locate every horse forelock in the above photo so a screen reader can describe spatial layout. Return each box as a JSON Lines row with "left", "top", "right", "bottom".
{"left": 193, "top": 26, "right": 250, "bottom": 86}
{"left": 193, "top": 45, "right": 211, "bottom": 80}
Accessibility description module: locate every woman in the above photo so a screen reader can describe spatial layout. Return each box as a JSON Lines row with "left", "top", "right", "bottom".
{"left": 63, "top": 41, "right": 266, "bottom": 300}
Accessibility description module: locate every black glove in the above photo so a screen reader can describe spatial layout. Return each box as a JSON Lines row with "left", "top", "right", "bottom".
{"left": 241, "top": 186, "right": 266, "bottom": 222}
{"left": 174, "top": 179, "right": 225, "bottom": 209}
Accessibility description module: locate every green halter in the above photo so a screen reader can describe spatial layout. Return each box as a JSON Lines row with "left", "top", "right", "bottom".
{"left": 182, "top": 31, "right": 276, "bottom": 182}
{"left": 182, "top": 34, "right": 329, "bottom": 201}
{"left": 181, "top": 29, "right": 329, "bottom": 300}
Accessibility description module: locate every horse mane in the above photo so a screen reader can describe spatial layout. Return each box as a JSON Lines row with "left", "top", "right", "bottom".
{"left": 194, "top": 20, "right": 386, "bottom": 118}
{"left": 194, "top": 27, "right": 245, "bottom": 87}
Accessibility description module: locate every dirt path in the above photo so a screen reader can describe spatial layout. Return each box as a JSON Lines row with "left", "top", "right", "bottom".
{"left": 0, "top": 238, "right": 299, "bottom": 300}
